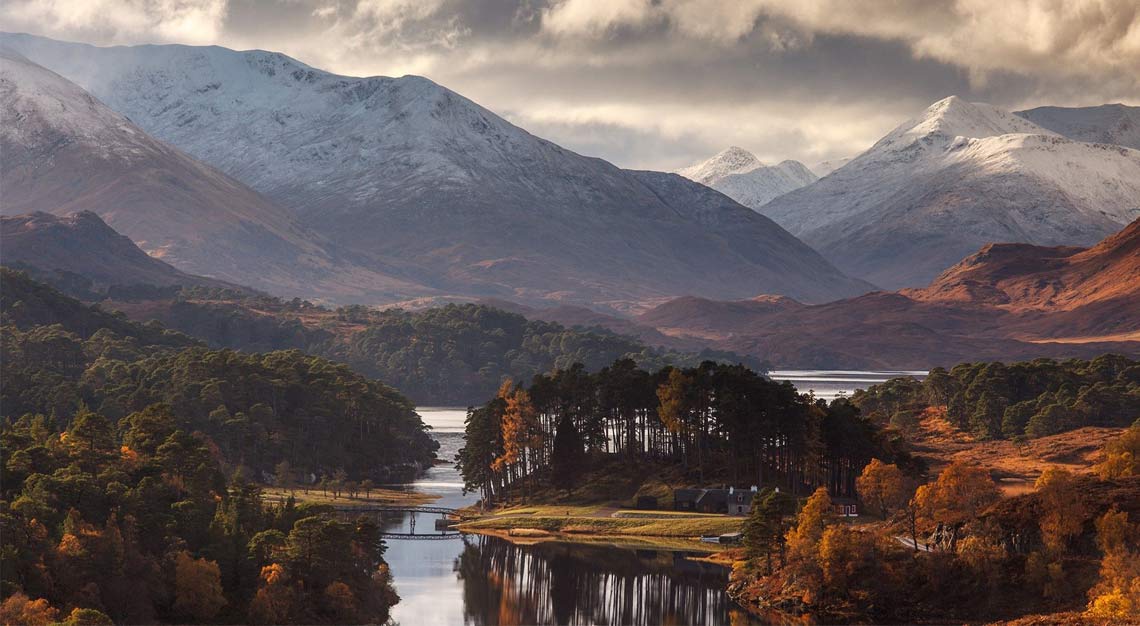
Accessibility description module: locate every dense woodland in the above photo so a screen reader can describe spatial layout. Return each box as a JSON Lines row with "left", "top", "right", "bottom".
{"left": 100, "top": 286, "right": 764, "bottom": 404}
{"left": 0, "top": 268, "right": 428, "bottom": 624}
{"left": 1, "top": 409, "right": 399, "bottom": 624}
{"left": 852, "top": 355, "right": 1140, "bottom": 440}
{"left": 456, "top": 359, "right": 916, "bottom": 505}
{"left": 1, "top": 269, "right": 436, "bottom": 483}
{"left": 734, "top": 425, "right": 1140, "bottom": 623}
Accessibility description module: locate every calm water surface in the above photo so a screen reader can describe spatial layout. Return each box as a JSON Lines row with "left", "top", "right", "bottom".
{"left": 386, "top": 371, "right": 923, "bottom": 625}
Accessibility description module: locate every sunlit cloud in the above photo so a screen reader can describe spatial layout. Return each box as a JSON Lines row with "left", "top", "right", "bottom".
{"left": 3, "top": 0, "right": 1138, "bottom": 170}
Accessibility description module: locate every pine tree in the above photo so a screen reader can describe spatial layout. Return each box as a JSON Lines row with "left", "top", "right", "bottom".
{"left": 550, "top": 415, "right": 585, "bottom": 496}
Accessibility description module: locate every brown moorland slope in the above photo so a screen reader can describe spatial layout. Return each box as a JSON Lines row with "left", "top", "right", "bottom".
{"left": 0, "top": 211, "right": 229, "bottom": 291}
{"left": 628, "top": 219, "right": 1140, "bottom": 369}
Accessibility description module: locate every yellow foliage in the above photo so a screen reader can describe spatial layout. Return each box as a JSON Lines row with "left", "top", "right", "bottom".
{"left": 1087, "top": 586, "right": 1134, "bottom": 620}
{"left": 173, "top": 551, "right": 227, "bottom": 621}
{"left": 57, "top": 533, "right": 84, "bottom": 558}
{"left": 1034, "top": 467, "right": 1087, "bottom": 556}
{"left": 0, "top": 592, "right": 59, "bottom": 626}
{"left": 492, "top": 382, "right": 540, "bottom": 473}
{"left": 119, "top": 445, "right": 140, "bottom": 467}
{"left": 913, "top": 461, "right": 999, "bottom": 529}
{"left": 1095, "top": 424, "right": 1140, "bottom": 479}
{"left": 249, "top": 563, "right": 296, "bottom": 625}
{"left": 1095, "top": 507, "right": 1132, "bottom": 555}
{"left": 785, "top": 487, "right": 832, "bottom": 564}
{"left": 855, "top": 458, "right": 907, "bottom": 519}
{"left": 261, "top": 562, "right": 287, "bottom": 586}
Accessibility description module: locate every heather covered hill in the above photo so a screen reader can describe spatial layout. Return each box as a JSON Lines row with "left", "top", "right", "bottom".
{"left": 629, "top": 220, "right": 1140, "bottom": 369}
{"left": 910, "top": 218, "right": 1140, "bottom": 313}
{"left": 2, "top": 32, "right": 873, "bottom": 308}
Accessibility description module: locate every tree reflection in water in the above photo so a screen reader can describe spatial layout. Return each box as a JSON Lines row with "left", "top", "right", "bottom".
{"left": 455, "top": 535, "right": 755, "bottom": 625}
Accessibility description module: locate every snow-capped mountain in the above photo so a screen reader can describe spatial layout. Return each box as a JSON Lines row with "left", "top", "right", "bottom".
{"left": 0, "top": 47, "right": 429, "bottom": 301}
{"left": 758, "top": 96, "right": 1140, "bottom": 288}
{"left": 810, "top": 157, "right": 851, "bottom": 177}
{"left": 2, "top": 33, "right": 874, "bottom": 307}
{"left": 676, "top": 147, "right": 817, "bottom": 210}
{"left": 1016, "top": 104, "right": 1140, "bottom": 151}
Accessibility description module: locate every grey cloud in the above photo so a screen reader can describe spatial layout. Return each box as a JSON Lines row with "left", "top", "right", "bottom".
{"left": 3, "top": 0, "right": 1137, "bottom": 169}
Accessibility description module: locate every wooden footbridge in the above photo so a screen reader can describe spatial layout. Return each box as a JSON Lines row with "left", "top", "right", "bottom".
{"left": 341, "top": 505, "right": 474, "bottom": 540}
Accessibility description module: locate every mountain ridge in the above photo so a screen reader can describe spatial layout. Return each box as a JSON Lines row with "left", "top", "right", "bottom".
{"left": 758, "top": 95, "right": 1140, "bottom": 288}
{"left": 0, "top": 47, "right": 433, "bottom": 303}
{"left": 2, "top": 32, "right": 873, "bottom": 308}
{"left": 675, "top": 146, "right": 817, "bottom": 210}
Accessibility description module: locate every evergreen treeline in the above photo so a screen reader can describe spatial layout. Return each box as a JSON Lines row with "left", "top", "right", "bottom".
{"left": 853, "top": 355, "right": 1140, "bottom": 439}
{"left": 1, "top": 268, "right": 437, "bottom": 482}
{"left": 457, "top": 359, "right": 909, "bottom": 505}
{"left": 104, "top": 287, "right": 766, "bottom": 404}
{"left": 1, "top": 406, "right": 398, "bottom": 624}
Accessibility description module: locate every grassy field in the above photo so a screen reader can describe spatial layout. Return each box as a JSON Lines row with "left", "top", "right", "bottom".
{"left": 261, "top": 486, "right": 436, "bottom": 508}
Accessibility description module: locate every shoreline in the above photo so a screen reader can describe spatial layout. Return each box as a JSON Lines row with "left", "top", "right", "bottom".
{"left": 260, "top": 485, "right": 440, "bottom": 509}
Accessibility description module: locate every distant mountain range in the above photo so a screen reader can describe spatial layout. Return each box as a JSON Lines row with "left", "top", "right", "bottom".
{"left": 675, "top": 146, "right": 817, "bottom": 210}
{"left": 759, "top": 96, "right": 1140, "bottom": 289}
{"left": 0, "top": 32, "right": 872, "bottom": 309}
{"left": 4, "top": 204, "right": 1136, "bottom": 371}
{"left": 625, "top": 218, "right": 1140, "bottom": 368}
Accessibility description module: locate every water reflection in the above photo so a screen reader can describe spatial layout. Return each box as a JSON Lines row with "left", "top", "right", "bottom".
{"left": 455, "top": 535, "right": 751, "bottom": 626}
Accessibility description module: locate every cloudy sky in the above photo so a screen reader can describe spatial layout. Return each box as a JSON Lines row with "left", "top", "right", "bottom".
{"left": 4, "top": 0, "right": 1139, "bottom": 170}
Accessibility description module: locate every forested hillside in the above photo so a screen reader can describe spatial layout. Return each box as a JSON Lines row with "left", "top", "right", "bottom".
{"left": 1, "top": 269, "right": 436, "bottom": 481}
{"left": 107, "top": 291, "right": 764, "bottom": 404}
{"left": 0, "top": 268, "right": 423, "bottom": 623}
{"left": 852, "top": 355, "right": 1140, "bottom": 439}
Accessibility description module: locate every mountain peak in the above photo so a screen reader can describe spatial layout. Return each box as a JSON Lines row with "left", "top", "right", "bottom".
{"left": 884, "top": 96, "right": 1053, "bottom": 149}
{"left": 676, "top": 146, "right": 763, "bottom": 185}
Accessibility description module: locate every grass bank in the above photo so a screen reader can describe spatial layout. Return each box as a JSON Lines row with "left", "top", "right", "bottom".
{"left": 458, "top": 511, "right": 742, "bottom": 539}
{"left": 261, "top": 485, "right": 437, "bottom": 508}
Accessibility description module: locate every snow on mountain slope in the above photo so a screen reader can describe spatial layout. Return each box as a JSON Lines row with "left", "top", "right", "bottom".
{"left": 2, "top": 32, "right": 874, "bottom": 306}
{"left": 676, "top": 146, "right": 763, "bottom": 184}
{"left": 676, "top": 147, "right": 817, "bottom": 210}
{"left": 1016, "top": 104, "right": 1140, "bottom": 151}
{"left": 811, "top": 157, "right": 851, "bottom": 177}
{"left": 0, "top": 47, "right": 430, "bottom": 301}
{"left": 758, "top": 96, "right": 1140, "bottom": 289}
